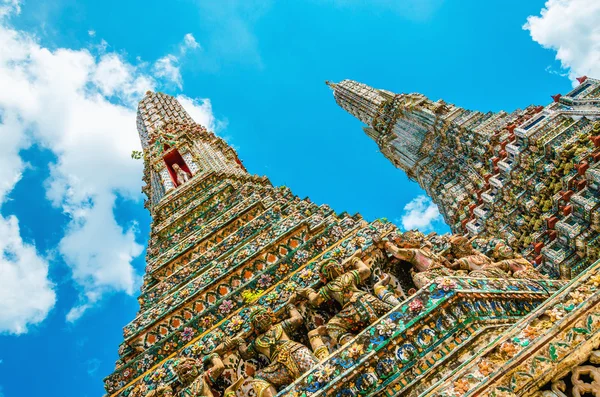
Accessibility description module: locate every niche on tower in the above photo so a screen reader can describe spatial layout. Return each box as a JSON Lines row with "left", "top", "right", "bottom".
{"left": 162, "top": 144, "right": 193, "bottom": 187}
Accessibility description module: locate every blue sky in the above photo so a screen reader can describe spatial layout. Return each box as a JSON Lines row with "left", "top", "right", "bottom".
{"left": 0, "top": 0, "right": 597, "bottom": 396}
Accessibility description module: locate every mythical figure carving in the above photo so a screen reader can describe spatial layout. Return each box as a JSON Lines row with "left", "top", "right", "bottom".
{"left": 375, "top": 233, "right": 546, "bottom": 285}
{"left": 484, "top": 239, "right": 547, "bottom": 280}
{"left": 373, "top": 235, "right": 454, "bottom": 288}
{"left": 173, "top": 163, "right": 192, "bottom": 186}
{"left": 171, "top": 353, "right": 241, "bottom": 397}
{"left": 226, "top": 304, "right": 318, "bottom": 397}
{"left": 298, "top": 255, "right": 392, "bottom": 346}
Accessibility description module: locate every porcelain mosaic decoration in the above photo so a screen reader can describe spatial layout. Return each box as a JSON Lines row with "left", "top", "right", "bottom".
{"left": 104, "top": 81, "right": 600, "bottom": 397}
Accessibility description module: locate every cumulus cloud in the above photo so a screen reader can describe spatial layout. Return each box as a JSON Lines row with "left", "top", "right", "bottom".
{"left": 0, "top": 0, "right": 19, "bottom": 17}
{"left": 0, "top": 5, "right": 218, "bottom": 326}
{"left": 524, "top": 0, "right": 600, "bottom": 83}
{"left": 0, "top": 14, "right": 56, "bottom": 333}
{"left": 401, "top": 195, "right": 443, "bottom": 231}
{"left": 153, "top": 55, "right": 182, "bottom": 89}
{"left": 0, "top": 215, "right": 56, "bottom": 334}
{"left": 182, "top": 33, "right": 200, "bottom": 52}
{"left": 153, "top": 33, "right": 201, "bottom": 89}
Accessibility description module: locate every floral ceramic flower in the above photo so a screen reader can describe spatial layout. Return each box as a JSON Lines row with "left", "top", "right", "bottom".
{"left": 227, "top": 316, "right": 244, "bottom": 332}
{"left": 500, "top": 342, "right": 518, "bottom": 357}
{"left": 298, "top": 269, "right": 315, "bottom": 283}
{"left": 293, "top": 250, "right": 309, "bottom": 264}
{"left": 188, "top": 342, "right": 206, "bottom": 356}
{"left": 522, "top": 325, "right": 540, "bottom": 339}
{"left": 332, "top": 226, "right": 343, "bottom": 238}
{"left": 376, "top": 318, "right": 397, "bottom": 336}
{"left": 263, "top": 291, "right": 279, "bottom": 305}
{"left": 568, "top": 290, "right": 586, "bottom": 305}
{"left": 478, "top": 359, "right": 493, "bottom": 376}
{"left": 181, "top": 327, "right": 195, "bottom": 342}
{"left": 331, "top": 247, "right": 346, "bottom": 258}
{"left": 409, "top": 299, "right": 424, "bottom": 313}
{"left": 545, "top": 307, "right": 565, "bottom": 322}
{"left": 141, "top": 354, "right": 155, "bottom": 370}
{"left": 201, "top": 315, "right": 216, "bottom": 328}
{"left": 277, "top": 263, "right": 292, "bottom": 276}
{"left": 437, "top": 278, "right": 457, "bottom": 292}
{"left": 315, "top": 364, "right": 335, "bottom": 383}
{"left": 453, "top": 379, "right": 470, "bottom": 394}
{"left": 347, "top": 343, "right": 365, "bottom": 359}
{"left": 219, "top": 300, "right": 234, "bottom": 314}
{"left": 283, "top": 282, "right": 297, "bottom": 293}
{"left": 257, "top": 274, "right": 273, "bottom": 288}
{"left": 150, "top": 368, "right": 167, "bottom": 382}
{"left": 590, "top": 274, "right": 600, "bottom": 287}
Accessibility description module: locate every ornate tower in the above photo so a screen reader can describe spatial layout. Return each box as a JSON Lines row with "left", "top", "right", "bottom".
{"left": 104, "top": 91, "right": 396, "bottom": 396}
{"left": 330, "top": 79, "right": 600, "bottom": 278}
{"left": 103, "top": 89, "right": 600, "bottom": 397}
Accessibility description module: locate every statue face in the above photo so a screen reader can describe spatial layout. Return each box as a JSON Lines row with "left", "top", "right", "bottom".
{"left": 449, "top": 236, "right": 471, "bottom": 256}
{"left": 252, "top": 310, "right": 273, "bottom": 333}
{"left": 320, "top": 261, "right": 343, "bottom": 281}
{"left": 494, "top": 242, "right": 513, "bottom": 259}
{"left": 174, "top": 359, "right": 200, "bottom": 385}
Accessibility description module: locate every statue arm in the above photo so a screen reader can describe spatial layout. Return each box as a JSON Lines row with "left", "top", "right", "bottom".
{"left": 224, "top": 336, "right": 255, "bottom": 360}
{"left": 299, "top": 287, "right": 326, "bottom": 307}
{"left": 205, "top": 353, "right": 225, "bottom": 383}
{"left": 237, "top": 340, "right": 256, "bottom": 361}
{"left": 350, "top": 258, "right": 371, "bottom": 282}
{"left": 384, "top": 243, "right": 415, "bottom": 263}
{"left": 283, "top": 303, "right": 304, "bottom": 331}
{"left": 488, "top": 259, "right": 510, "bottom": 272}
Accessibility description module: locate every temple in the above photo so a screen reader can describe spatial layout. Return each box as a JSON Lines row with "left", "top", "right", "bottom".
{"left": 104, "top": 85, "right": 600, "bottom": 397}
{"left": 329, "top": 79, "right": 600, "bottom": 279}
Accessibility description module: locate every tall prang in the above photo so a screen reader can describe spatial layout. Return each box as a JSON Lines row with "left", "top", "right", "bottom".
{"left": 329, "top": 78, "right": 600, "bottom": 279}
{"left": 104, "top": 90, "right": 397, "bottom": 396}
{"left": 104, "top": 89, "right": 597, "bottom": 397}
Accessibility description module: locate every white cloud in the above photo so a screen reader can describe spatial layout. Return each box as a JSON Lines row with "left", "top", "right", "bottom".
{"left": 0, "top": 215, "right": 56, "bottom": 334}
{"left": 0, "top": 0, "right": 19, "bottom": 17}
{"left": 0, "top": 6, "right": 218, "bottom": 325}
{"left": 153, "top": 54, "right": 182, "bottom": 89}
{"left": 401, "top": 195, "right": 443, "bottom": 231}
{"left": 182, "top": 33, "right": 200, "bottom": 52}
{"left": 152, "top": 33, "right": 201, "bottom": 89}
{"left": 88, "top": 30, "right": 95, "bottom": 37}
{"left": 0, "top": 25, "right": 56, "bottom": 334}
{"left": 176, "top": 95, "right": 218, "bottom": 131}
{"left": 524, "top": 0, "right": 600, "bottom": 83}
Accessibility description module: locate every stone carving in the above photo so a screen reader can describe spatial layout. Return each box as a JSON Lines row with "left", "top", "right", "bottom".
{"left": 373, "top": 235, "right": 455, "bottom": 288}
{"left": 173, "top": 163, "right": 192, "bottom": 186}
{"left": 537, "top": 349, "right": 600, "bottom": 397}
{"left": 375, "top": 233, "right": 546, "bottom": 287}
{"left": 171, "top": 354, "right": 231, "bottom": 397}
{"left": 298, "top": 255, "right": 392, "bottom": 346}
{"left": 226, "top": 303, "right": 318, "bottom": 397}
